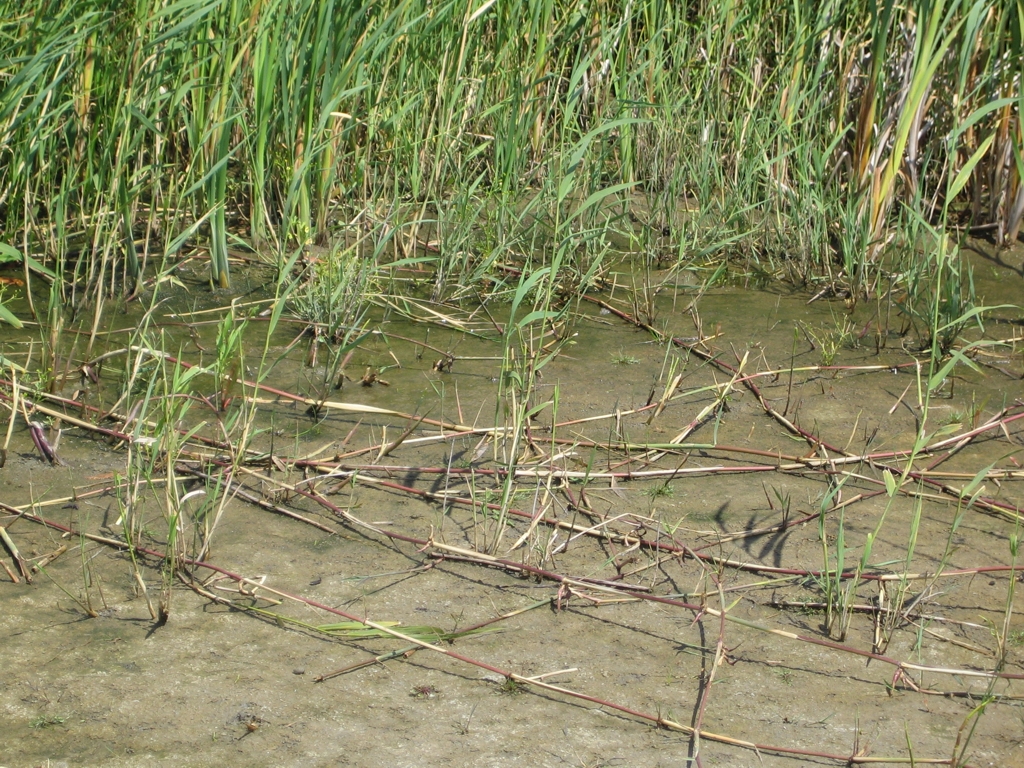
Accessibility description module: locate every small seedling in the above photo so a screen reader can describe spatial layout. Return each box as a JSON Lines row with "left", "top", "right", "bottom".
{"left": 775, "top": 669, "right": 794, "bottom": 685}
{"left": 453, "top": 703, "right": 478, "bottom": 735}
{"left": 29, "top": 714, "right": 69, "bottom": 729}
{"left": 645, "top": 482, "right": 674, "bottom": 499}
{"left": 498, "top": 677, "right": 523, "bottom": 695}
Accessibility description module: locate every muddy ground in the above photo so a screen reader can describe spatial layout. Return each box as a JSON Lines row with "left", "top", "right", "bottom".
{"left": 2, "top": 245, "right": 1024, "bottom": 767}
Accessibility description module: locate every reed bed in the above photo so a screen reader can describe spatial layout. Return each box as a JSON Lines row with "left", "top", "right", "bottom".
{"left": 1, "top": 0, "right": 1023, "bottom": 765}
{"left": 1, "top": 1, "right": 1021, "bottom": 311}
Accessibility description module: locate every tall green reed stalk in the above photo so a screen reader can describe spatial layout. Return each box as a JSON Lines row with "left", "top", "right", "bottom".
{"left": 0, "top": 0, "right": 1019, "bottom": 348}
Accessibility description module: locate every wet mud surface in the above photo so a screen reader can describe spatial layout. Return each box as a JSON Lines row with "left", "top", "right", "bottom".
{"left": 3, "top": 247, "right": 1024, "bottom": 767}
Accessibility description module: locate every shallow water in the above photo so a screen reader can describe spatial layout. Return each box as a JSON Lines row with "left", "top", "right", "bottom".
{"left": 2, "top": 243, "right": 1023, "bottom": 766}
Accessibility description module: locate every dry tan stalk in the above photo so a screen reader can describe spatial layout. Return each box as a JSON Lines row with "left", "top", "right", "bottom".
{"left": 132, "top": 566, "right": 157, "bottom": 620}
{"left": 291, "top": 440, "right": 342, "bottom": 462}
{"left": 506, "top": 476, "right": 556, "bottom": 552}
{"left": 688, "top": 574, "right": 805, "bottom": 599}
{"left": 645, "top": 370, "right": 682, "bottom": 425}
{"left": 691, "top": 576, "right": 729, "bottom": 760}
{"left": 564, "top": 512, "right": 640, "bottom": 547}
{"left": 29, "top": 544, "right": 68, "bottom": 573}
{"left": 693, "top": 511, "right": 819, "bottom": 549}
{"left": 209, "top": 582, "right": 283, "bottom": 605}
{"left": 376, "top": 411, "right": 432, "bottom": 460}
{"left": 912, "top": 469, "right": 1024, "bottom": 480}
{"left": 521, "top": 668, "right": 578, "bottom": 682}
{"left": 373, "top": 295, "right": 478, "bottom": 330}
{"left": 162, "top": 299, "right": 275, "bottom": 318}
{"left": 510, "top": 464, "right": 773, "bottom": 480}
{"left": 668, "top": 351, "right": 748, "bottom": 446}
{"left": 185, "top": 466, "right": 340, "bottom": 535}
{"left": 0, "top": 523, "right": 30, "bottom": 582}
{"left": 429, "top": 550, "right": 652, "bottom": 595}
{"left": 1, "top": 367, "right": 19, "bottom": 464}
{"left": 914, "top": 624, "right": 992, "bottom": 657}
{"left": 0, "top": 556, "right": 18, "bottom": 583}
{"left": 889, "top": 381, "right": 914, "bottom": 415}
